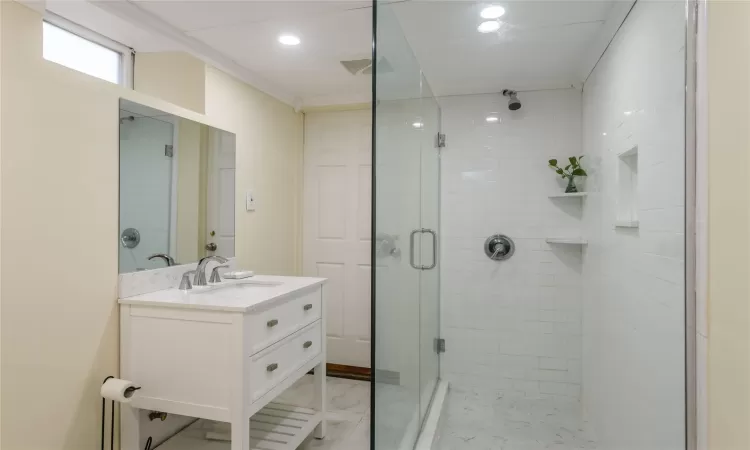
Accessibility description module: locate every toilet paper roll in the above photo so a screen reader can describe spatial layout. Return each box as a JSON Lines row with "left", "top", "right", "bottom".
{"left": 100, "top": 378, "right": 138, "bottom": 403}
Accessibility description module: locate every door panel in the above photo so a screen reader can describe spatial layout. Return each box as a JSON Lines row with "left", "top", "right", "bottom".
{"left": 303, "top": 110, "right": 372, "bottom": 368}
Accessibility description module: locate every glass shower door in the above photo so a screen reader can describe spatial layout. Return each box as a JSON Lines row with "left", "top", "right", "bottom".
{"left": 418, "top": 74, "right": 441, "bottom": 424}
{"left": 373, "top": 4, "right": 441, "bottom": 449}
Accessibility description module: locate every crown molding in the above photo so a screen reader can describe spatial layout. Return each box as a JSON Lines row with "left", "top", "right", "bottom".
{"left": 90, "top": 0, "right": 299, "bottom": 107}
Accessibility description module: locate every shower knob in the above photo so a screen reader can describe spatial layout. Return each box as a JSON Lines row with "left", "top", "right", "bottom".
{"left": 485, "top": 234, "right": 515, "bottom": 261}
{"left": 121, "top": 228, "right": 141, "bottom": 249}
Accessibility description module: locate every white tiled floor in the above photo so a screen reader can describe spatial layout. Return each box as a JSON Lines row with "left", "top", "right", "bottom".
{"left": 282, "top": 376, "right": 597, "bottom": 450}
{"left": 276, "top": 376, "right": 371, "bottom": 450}
{"left": 432, "top": 384, "right": 598, "bottom": 450}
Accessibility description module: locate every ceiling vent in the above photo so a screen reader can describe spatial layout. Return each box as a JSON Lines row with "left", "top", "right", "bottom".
{"left": 340, "top": 57, "right": 393, "bottom": 75}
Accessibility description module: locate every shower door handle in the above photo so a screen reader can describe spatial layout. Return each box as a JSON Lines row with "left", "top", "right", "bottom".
{"left": 422, "top": 228, "right": 437, "bottom": 270}
{"left": 410, "top": 228, "right": 437, "bottom": 270}
{"left": 409, "top": 229, "right": 420, "bottom": 270}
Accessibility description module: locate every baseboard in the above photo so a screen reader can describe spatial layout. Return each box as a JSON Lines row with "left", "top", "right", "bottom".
{"left": 326, "top": 363, "right": 371, "bottom": 381}
{"left": 309, "top": 363, "right": 372, "bottom": 381}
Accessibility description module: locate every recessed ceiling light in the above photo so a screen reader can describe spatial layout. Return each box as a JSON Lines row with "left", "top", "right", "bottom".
{"left": 624, "top": 110, "right": 632, "bottom": 116}
{"left": 602, "top": 132, "right": 607, "bottom": 136}
{"left": 486, "top": 116, "right": 500, "bottom": 123}
{"left": 481, "top": 5, "right": 506, "bottom": 19}
{"left": 278, "top": 34, "right": 301, "bottom": 46}
{"left": 477, "top": 21, "right": 501, "bottom": 33}
{"left": 412, "top": 121, "right": 424, "bottom": 129}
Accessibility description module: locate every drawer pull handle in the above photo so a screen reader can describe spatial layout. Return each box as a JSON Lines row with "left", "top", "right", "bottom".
{"left": 267, "top": 363, "right": 278, "bottom": 372}
{"left": 303, "top": 304, "right": 313, "bottom": 311}
{"left": 303, "top": 341, "right": 313, "bottom": 349}
{"left": 267, "top": 319, "right": 278, "bottom": 328}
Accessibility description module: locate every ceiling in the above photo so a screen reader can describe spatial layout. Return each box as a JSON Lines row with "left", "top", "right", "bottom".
{"left": 392, "top": 1, "right": 626, "bottom": 96}
{"left": 48, "top": 0, "right": 632, "bottom": 108}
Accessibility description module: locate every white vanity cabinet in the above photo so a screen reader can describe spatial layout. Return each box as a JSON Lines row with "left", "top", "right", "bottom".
{"left": 119, "top": 276, "right": 327, "bottom": 450}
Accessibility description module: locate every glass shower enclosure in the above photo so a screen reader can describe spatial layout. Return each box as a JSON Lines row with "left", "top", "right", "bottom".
{"left": 370, "top": 1, "right": 694, "bottom": 449}
{"left": 371, "top": 4, "right": 441, "bottom": 450}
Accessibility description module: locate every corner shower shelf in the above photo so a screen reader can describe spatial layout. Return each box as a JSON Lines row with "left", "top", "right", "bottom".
{"left": 546, "top": 238, "right": 588, "bottom": 245}
{"left": 548, "top": 192, "right": 588, "bottom": 199}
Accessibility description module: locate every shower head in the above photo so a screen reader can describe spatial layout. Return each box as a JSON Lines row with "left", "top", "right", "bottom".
{"left": 502, "top": 89, "right": 521, "bottom": 111}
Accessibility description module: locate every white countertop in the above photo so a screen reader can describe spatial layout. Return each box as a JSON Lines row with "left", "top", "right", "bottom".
{"left": 118, "top": 275, "right": 326, "bottom": 313}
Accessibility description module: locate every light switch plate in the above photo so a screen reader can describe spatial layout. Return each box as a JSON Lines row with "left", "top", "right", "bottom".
{"left": 246, "top": 190, "right": 256, "bottom": 211}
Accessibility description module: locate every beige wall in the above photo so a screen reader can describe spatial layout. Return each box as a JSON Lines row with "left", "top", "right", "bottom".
{"left": 204, "top": 66, "right": 304, "bottom": 275}
{"left": 707, "top": 2, "right": 750, "bottom": 449}
{"left": 0, "top": 2, "right": 303, "bottom": 450}
{"left": 175, "top": 118, "right": 203, "bottom": 263}
{"left": 134, "top": 52, "right": 207, "bottom": 114}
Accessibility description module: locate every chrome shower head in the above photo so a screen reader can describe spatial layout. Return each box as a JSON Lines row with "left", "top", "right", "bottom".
{"left": 502, "top": 89, "right": 521, "bottom": 111}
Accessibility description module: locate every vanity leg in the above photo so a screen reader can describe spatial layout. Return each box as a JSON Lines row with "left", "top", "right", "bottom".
{"left": 231, "top": 416, "right": 250, "bottom": 450}
{"left": 314, "top": 360, "right": 327, "bottom": 439}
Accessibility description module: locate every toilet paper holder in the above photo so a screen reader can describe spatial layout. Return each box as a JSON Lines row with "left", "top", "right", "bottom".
{"left": 101, "top": 376, "right": 141, "bottom": 450}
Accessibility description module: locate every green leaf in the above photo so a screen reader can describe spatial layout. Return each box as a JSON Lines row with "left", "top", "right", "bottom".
{"left": 565, "top": 164, "right": 571, "bottom": 170}
{"left": 555, "top": 168, "right": 564, "bottom": 175}
{"left": 548, "top": 159, "right": 558, "bottom": 166}
{"left": 569, "top": 156, "right": 577, "bottom": 165}
{"left": 579, "top": 155, "right": 585, "bottom": 160}
{"left": 571, "top": 168, "right": 587, "bottom": 176}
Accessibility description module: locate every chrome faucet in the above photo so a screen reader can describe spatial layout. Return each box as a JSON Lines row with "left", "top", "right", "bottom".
{"left": 179, "top": 270, "right": 196, "bottom": 290}
{"left": 210, "top": 265, "right": 229, "bottom": 283}
{"left": 194, "top": 255, "right": 228, "bottom": 286}
{"left": 148, "top": 253, "right": 176, "bottom": 267}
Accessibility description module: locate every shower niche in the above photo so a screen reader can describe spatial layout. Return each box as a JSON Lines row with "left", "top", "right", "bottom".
{"left": 615, "top": 145, "right": 639, "bottom": 228}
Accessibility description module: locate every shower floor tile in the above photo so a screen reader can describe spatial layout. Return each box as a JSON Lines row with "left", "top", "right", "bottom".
{"left": 432, "top": 385, "right": 598, "bottom": 450}
{"left": 283, "top": 376, "right": 597, "bottom": 450}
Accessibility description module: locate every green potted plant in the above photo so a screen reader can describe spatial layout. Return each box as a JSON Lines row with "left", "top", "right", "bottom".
{"left": 549, "top": 156, "right": 587, "bottom": 193}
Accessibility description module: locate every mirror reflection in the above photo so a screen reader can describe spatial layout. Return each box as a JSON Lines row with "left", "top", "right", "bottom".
{"left": 119, "top": 99, "right": 235, "bottom": 273}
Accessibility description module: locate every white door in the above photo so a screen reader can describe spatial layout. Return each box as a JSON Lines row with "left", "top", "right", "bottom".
{"left": 303, "top": 109, "right": 372, "bottom": 368}
{"left": 207, "top": 129, "right": 236, "bottom": 257}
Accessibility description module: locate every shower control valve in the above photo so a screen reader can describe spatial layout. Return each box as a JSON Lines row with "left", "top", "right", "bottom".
{"left": 485, "top": 234, "right": 515, "bottom": 261}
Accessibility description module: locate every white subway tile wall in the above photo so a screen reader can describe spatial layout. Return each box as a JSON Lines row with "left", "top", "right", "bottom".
{"left": 438, "top": 6, "right": 685, "bottom": 450}
{"left": 581, "top": 2, "right": 685, "bottom": 449}
{"left": 439, "top": 89, "right": 585, "bottom": 400}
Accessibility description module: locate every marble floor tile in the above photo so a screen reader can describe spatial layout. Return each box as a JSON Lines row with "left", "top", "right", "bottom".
{"left": 432, "top": 386, "right": 598, "bottom": 450}
{"left": 278, "top": 375, "right": 370, "bottom": 416}
{"left": 283, "top": 376, "right": 597, "bottom": 450}
{"left": 283, "top": 376, "right": 371, "bottom": 450}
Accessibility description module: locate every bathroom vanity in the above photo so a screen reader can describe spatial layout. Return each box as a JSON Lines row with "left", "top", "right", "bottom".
{"left": 118, "top": 275, "right": 327, "bottom": 450}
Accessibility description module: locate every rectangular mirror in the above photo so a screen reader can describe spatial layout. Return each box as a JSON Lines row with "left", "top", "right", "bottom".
{"left": 119, "top": 99, "right": 235, "bottom": 273}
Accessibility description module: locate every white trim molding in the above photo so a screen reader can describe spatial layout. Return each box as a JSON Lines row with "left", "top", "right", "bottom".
{"left": 91, "top": 0, "right": 297, "bottom": 106}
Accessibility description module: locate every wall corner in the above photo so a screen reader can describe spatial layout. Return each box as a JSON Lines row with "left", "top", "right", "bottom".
{"left": 134, "top": 51, "right": 207, "bottom": 114}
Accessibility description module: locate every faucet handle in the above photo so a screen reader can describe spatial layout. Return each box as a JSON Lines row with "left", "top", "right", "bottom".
{"left": 210, "top": 265, "right": 229, "bottom": 283}
{"left": 179, "top": 270, "right": 196, "bottom": 291}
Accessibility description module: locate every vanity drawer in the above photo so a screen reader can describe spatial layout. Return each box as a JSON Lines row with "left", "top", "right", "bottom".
{"left": 247, "top": 320, "right": 322, "bottom": 403}
{"left": 244, "top": 288, "right": 321, "bottom": 354}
